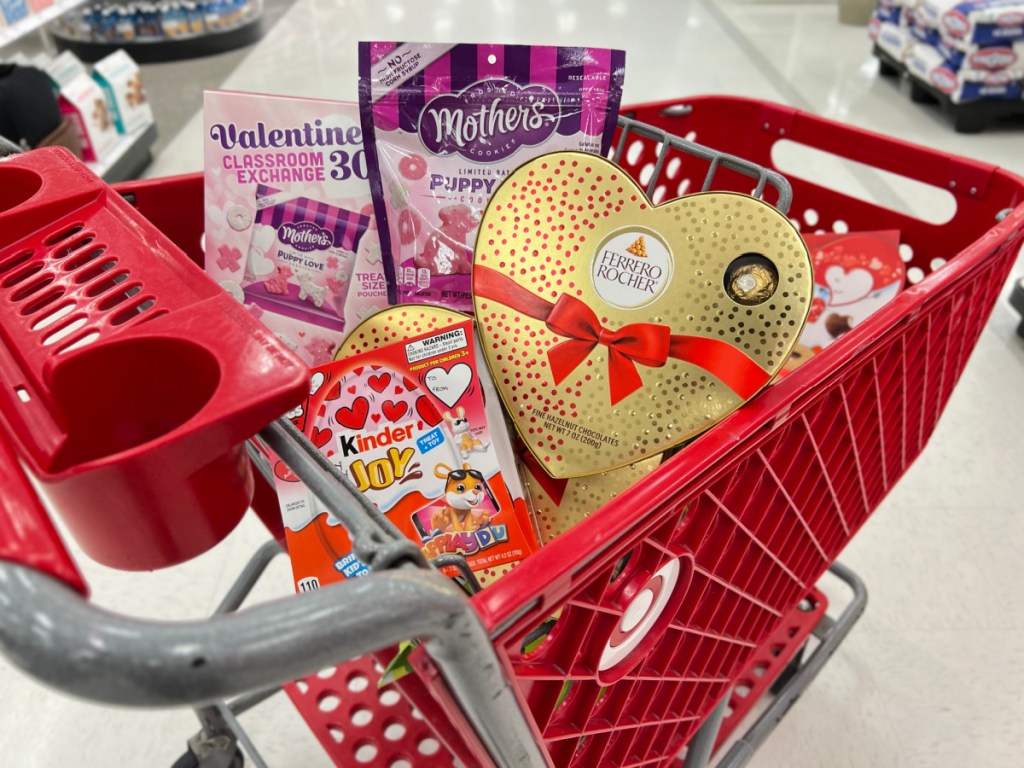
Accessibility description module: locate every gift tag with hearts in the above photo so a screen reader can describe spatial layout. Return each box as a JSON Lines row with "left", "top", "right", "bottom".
{"left": 473, "top": 151, "right": 813, "bottom": 479}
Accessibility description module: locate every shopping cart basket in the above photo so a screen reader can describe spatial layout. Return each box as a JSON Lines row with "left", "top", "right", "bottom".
{"left": 1, "top": 95, "right": 1022, "bottom": 768}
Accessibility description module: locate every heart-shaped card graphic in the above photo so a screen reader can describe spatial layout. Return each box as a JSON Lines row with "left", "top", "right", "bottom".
{"left": 473, "top": 151, "right": 813, "bottom": 478}
{"left": 424, "top": 363, "right": 473, "bottom": 408}
{"left": 824, "top": 265, "right": 875, "bottom": 306}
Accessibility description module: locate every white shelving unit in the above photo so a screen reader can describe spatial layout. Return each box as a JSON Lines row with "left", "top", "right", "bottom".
{"left": 0, "top": 1, "right": 87, "bottom": 49}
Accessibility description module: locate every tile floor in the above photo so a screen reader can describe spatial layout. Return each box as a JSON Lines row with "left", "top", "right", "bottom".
{"left": 2, "top": 1, "right": 1024, "bottom": 766}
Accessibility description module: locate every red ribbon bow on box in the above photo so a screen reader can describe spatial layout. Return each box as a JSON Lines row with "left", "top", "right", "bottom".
{"left": 474, "top": 266, "right": 770, "bottom": 405}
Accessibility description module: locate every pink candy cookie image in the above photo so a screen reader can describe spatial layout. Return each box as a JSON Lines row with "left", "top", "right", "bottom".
{"left": 399, "top": 153, "right": 427, "bottom": 180}
{"left": 265, "top": 264, "right": 293, "bottom": 294}
{"left": 398, "top": 208, "right": 421, "bottom": 246}
{"left": 304, "top": 337, "right": 336, "bottom": 366}
{"left": 216, "top": 244, "right": 243, "bottom": 271}
{"left": 415, "top": 205, "right": 479, "bottom": 276}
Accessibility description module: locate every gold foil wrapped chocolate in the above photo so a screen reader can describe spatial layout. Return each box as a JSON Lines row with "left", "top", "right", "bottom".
{"left": 725, "top": 257, "right": 779, "bottom": 305}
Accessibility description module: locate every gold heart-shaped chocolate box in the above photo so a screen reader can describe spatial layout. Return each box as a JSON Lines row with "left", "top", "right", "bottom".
{"left": 473, "top": 151, "right": 812, "bottom": 479}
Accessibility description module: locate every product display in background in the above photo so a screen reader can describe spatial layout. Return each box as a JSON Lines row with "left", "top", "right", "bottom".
{"left": 782, "top": 230, "right": 905, "bottom": 373}
{"left": 275, "top": 309, "right": 538, "bottom": 592}
{"left": 44, "top": 49, "right": 87, "bottom": 88}
{"left": 52, "top": 0, "right": 259, "bottom": 43}
{"left": 58, "top": 71, "right": 119, "bottom": 161}
{"left": 358, "top": 42, "right": 626, "bottom": 312}
{"left": 907, "top": 41, "right": 1023, "bottom": 100}
{"left": 876, "top": 0, "right": 1024, "bottom": 102}
{"left": 473, "top": 151, "right": 814, "bottom": 479}
{"left": 919, "top": 0, "right": 1024, "bottom": 47}
{"left": 203, "top": 90, "right": 388, "bottom": 366}
{"left": 92, "top": 49, "right": 152, "bottom": 133}
{"left": 0, "top": 0, "right": 29, "bottom": 24}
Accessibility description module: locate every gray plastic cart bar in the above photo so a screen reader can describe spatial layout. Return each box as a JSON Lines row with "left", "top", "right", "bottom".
{"left": 677, "top": 562, "right": 868, "bottom": 768}
{"left": 715, "top": 562, "right": 868, "bottom": 768}
{"left": 0, "top": 417, "right": 550, "bottom": 768}
{"left": 614, "top": 113, "right": 793, "bottom": 214}
{"left": 0, "top": 547, "right": 541, "bottom": 767}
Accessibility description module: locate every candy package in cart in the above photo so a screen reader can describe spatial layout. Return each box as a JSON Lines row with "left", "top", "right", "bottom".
{"left": 358, "top": 42, "right": 626, "bottom": 312}
{"left": 272, "top": 308, "right": 540, "bottom": 592}
{"left": 204, "top": 90, "right": 389, "bottom": 366}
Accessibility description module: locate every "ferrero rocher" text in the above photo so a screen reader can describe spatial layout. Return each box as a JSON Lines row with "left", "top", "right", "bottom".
{"left": 596, "top": 251, "right": 663, "bottom": 293}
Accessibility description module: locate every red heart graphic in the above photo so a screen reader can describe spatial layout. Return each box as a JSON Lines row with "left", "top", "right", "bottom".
{"left": 336, "top": 398, "right": 369, "bottom": 430}
{"left": 394, "top": 385, "right": 404, "bottom": 395}
{"left": 325, "top": 381, "right": 342, "bottom": 400}
{"left": 415, "top": 395, "right": 442, "bottom": 426}
{"left": 347, "top": 385, "right": 358, "bottom": 395}
{"left": 352, "top": 367, "right": 364, "bottom": 376}
{"left": 370, "top": 365, "right": 383, "bottom": 371}
{"left": 274, "top": 460, "right": 298, "bottom": 482}
{"left": 368, "top": 373, "right": 391, "bottom": 393}
{"left": 403, "top": 376, "right": 418, "bottom": 391}
{"left": 370, "top": 413, "right": 382, "bottom": 424}
{"left": 310, "top": 426, "right": 332, "bottom": 448}
{"left": 382, "top": 400, "right": 409, "bottom": 423}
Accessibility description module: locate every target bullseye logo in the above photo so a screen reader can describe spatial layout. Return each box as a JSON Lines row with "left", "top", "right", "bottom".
{"left": 597, "top": 555, "right": 692, "bottom": 683}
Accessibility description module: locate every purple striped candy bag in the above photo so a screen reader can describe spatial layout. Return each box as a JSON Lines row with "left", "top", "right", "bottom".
{"left": 243, "top": 184, "right": 370, "bottom": 331}
{"left": 359, "top": 43, "right": 626, "bottom": 311}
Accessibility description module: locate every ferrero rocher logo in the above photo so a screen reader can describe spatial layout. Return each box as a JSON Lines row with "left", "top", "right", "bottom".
{"left": 626, "top": 236, "right": 647, "bottom": 258}
{"left": 591, "top": 227, "right": 673, "bottom": 310}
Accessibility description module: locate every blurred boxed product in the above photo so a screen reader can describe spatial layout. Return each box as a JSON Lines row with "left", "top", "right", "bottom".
{"left": 906, "top": 39, "right": 1024, "bottom": 101}
{"left": 43, "top": 50, "right": 87, "bottom": 88}
{"left": 92, "top": 49, "right": 153, "bottom": 134}
{"left": 0, "top": 0, "right": 29, "bottom": 25}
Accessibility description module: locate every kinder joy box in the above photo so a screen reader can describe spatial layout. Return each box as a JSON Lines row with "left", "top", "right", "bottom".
{"left": 204, "top": 90, "right": 388, "bottom": 366}
{"left": 58, "top": 73, "right": 120, "bottom": 162}
{"left": 275, "top": 311, "right": 539, "bottom": 591}
{"left": 92, "top": 49, "right": 154, "bottom": 134}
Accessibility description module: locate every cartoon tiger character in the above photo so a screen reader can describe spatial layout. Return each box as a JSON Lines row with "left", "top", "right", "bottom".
{"left": 430, "top": 462, "right": 497, "bottom": 533}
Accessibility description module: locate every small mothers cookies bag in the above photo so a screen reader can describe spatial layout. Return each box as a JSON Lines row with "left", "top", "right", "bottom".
{"left": 358, "top": 42, "right": 626, "bottom": 312}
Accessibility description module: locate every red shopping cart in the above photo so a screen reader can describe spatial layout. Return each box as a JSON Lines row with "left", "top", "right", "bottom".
{"left": 1, "top": 95, "right": 1022, "bottom": 768}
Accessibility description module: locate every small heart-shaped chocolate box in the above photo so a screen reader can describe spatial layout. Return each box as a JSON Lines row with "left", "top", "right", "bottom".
{"left": 473, "top": 151, "right": 812, "bottom": 479}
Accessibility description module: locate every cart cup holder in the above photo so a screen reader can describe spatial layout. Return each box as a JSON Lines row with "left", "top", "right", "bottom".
{"left": 48, "top": 338, "right": 221, "bottom": 472}
{"left": 0, "top": 167, "right": 43, "bottom": 214}
{"left": 0, "top": 148, "right": 308, "bottom": 570}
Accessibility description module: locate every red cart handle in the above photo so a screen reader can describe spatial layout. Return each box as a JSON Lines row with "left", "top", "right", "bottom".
{"left": 0, "top": 432, "right": 87, "bottom": 595}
